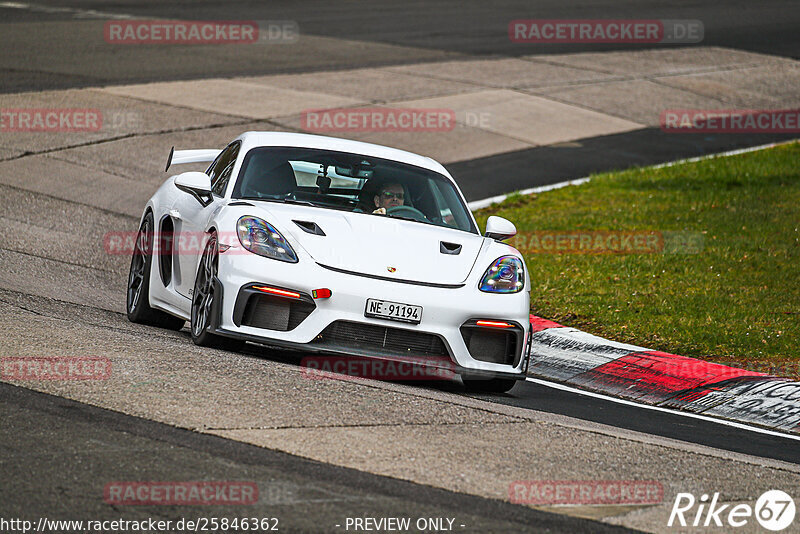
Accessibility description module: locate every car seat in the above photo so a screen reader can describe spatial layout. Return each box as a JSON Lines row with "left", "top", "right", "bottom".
{"left": 242, "top": 160, "right": 297, "bottom": 198}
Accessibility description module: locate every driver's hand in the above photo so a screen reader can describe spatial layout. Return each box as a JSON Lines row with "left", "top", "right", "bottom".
{"left": 372, "top": 207, "right": 386, "bottom": 214}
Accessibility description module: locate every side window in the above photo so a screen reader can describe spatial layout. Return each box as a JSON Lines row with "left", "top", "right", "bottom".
{"left": 429, "top": 178, "right": 458, "bottom": 227}
{"left": 211, "top": 160, "right": 236, "bottom": 197}
{"left": 207, "top": 142, "right": 240, "bottom": 194}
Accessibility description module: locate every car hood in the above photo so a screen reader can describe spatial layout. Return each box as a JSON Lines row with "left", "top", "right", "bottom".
{"left": 251, "top": 203, "right": 486, "bottom": 285}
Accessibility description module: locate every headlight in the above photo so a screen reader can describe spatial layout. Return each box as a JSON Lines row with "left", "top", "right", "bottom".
{"left": 479, "top": 256, "right": 524, "bottom": 293}
{"left": 236, "top": 216, "right": 298, "bottom": 263}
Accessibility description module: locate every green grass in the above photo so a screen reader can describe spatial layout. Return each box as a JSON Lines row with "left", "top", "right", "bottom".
{"left": 473, "top": 142, "right": 800, "bottom": 378}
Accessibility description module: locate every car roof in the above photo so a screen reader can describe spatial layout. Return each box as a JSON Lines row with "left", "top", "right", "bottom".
{"left": 234, "top": 131, "right": 453, "bottom": 179}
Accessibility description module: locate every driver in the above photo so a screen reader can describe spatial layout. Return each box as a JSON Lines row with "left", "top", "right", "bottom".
{"left": 372, "top": 182, "right": 405, "bottom": 214}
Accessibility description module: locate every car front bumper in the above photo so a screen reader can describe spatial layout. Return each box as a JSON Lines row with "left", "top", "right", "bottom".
{"left": 210, "top": 251, "right": 532, "bottom": 379}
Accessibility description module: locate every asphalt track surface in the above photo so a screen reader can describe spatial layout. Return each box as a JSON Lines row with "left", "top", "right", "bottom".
{"left": 449, "top": 129, "right": 800, "bottom": 201}
{"left": 331, "top": 374, "right": 800, "bottom": 467}
{"left": 1, "top": 0, "right": 799, "bottom": 94}
{"left": 473, "top": 380, "right": 800, "bottom": 466}
{"left": 1, "top": 382, "right": 635, "bottom": 534}
{"left": 3, "top": 1, "right": 800, "bottom": 531}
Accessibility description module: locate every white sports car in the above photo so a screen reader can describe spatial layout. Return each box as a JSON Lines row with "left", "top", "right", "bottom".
{"left": 127, "top": 132, "right": 531, "bottom": 392}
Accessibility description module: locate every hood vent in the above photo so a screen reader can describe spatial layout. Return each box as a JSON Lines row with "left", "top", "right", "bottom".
{"left": 440, "top": 241, "right": 462, "bottom": 255}
{"left": 293, "top": 220, "right": 326, "bottom": 236}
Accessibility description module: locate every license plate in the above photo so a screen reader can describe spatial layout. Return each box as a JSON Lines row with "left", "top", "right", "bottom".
{"left": 365, "top": 298, "right": 422, "bottom": 324}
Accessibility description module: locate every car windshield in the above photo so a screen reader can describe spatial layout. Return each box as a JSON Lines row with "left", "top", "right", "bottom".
{"left": 232, "top": 146, "right": 478, "bottom": 234}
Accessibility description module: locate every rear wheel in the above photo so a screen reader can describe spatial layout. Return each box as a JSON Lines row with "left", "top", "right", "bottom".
{"left": 127, "top": 212, "right": 185, "bottom": 330}
{"left": 190, "top": 234, "right": 244, "bottom": 351}
{"left": 463, "top": 377, "right": 517, "bottom": 394}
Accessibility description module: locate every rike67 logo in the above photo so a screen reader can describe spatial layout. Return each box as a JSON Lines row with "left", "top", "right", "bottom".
{"left": 669, "top": 490, "right": 795, "bottom": 531}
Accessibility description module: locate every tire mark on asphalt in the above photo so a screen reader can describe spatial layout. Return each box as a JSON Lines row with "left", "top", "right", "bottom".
{"left": 0, "top": 119, "right": 260, "bottom": 164}
{"left": 0, "top": 181, "right": 139, "bottom": 219}
{"left": 205, "top": 419, "right": 532, "bottom": 431}
{"left": 0, "top": 245, "right": 119, "bottom": 274}
{"left": 0, "top": 288, "right": 182, "bottom": 343}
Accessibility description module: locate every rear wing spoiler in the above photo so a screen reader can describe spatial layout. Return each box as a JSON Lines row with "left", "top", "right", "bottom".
{"left": 165, "top": 147, "right": 221, "bottom": 172}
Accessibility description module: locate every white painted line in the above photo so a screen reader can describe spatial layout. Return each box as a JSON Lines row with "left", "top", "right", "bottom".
{"left": 526, "top": 376, "right": 800, "bottom": 442}
{"left": 467, "top": 177, "right": 590, "bottom": 210}
{"left": 468, "top": 139, "right": 799, "bottom": 211}
{"left": 650, "top": 140, "right": 798, "bottom": 169}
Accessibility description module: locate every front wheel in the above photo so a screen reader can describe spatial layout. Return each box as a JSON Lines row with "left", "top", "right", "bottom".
{"left": 190, "top": 234, "right": 244, "bottom": 351}
{"left": 463, "top": 377, "right": 518, "bottom": 394}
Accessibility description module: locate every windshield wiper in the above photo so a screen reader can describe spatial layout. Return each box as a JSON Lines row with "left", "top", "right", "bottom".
{"left": 237, "top": 196, "right": 361, "bottom": 213}
{"left": 237, "top": 196, "right": 316, "bottom": 207}
{"left": 283, "top": 198, "right": 317, "bottom": 207}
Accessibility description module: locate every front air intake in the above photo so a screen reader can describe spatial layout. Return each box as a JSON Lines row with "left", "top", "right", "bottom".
{"left": 233, "top": 284, "right": 316, "bottom": 331}
{"left": 240, "top": 294, "right": 315, "bottom": 331}
{"left": 312, "top": 320, "right": 450, "bottom": 359}
{"left": 460, "top": 320, "right": 522, "bottom": 366}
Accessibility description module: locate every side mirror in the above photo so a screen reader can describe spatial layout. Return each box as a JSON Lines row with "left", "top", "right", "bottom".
{"left": 485, "top": 216, "right": 517, "bottom": 241}
{"left": 174, "top": 172, "right": 213, "bottom": 206}
{"left": 174, "top": 171, "right": 212, "bottom": 194}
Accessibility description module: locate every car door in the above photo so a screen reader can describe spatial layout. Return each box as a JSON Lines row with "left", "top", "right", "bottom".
{"left": 172, "top": 141, "right": 240, "bottom": 298}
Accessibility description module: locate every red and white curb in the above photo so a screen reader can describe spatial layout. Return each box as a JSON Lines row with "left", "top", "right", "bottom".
{"left": 527, "top": 315, "right": 800, "bottom": 436}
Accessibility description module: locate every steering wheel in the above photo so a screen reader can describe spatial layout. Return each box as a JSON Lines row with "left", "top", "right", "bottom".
{"left": 387, "top": 205, "right": 428, "bottom": 222}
